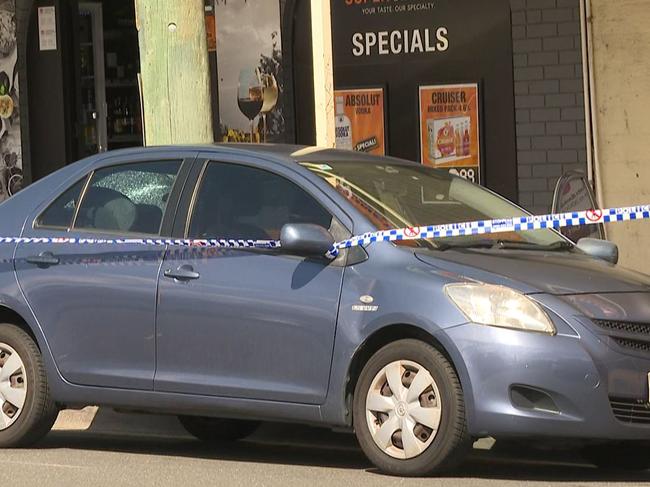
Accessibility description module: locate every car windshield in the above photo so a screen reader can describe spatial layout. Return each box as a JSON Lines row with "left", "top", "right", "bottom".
{"left": 301, "top": 160, "right": 569, "bottom": 250}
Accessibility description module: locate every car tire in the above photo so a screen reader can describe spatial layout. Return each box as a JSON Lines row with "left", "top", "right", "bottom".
{"left": 582, "top": 442, "right": 650, "bottom": 471}
{"left": 178, "top": 416, "right": 260, "bottom": 443}
{"left": 0, "top": 323, "right": 58, "bottom": 448}
{"left": 353, "top": 339, "right": 470, "bottom": 477}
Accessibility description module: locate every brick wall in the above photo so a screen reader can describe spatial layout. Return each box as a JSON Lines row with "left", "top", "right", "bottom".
{"left": 510, "top": 0, "right": 587, "bottom": 214}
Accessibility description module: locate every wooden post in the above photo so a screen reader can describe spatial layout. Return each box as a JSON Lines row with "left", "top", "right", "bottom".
{"left": 134, "top": 0, "right": 213, "bottom": 146}
{"left": 311, "top": 0, "right": 335, "bottom": 148}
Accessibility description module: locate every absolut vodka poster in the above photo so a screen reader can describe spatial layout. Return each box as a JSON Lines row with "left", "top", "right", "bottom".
{"left": 334, "top": 88, "right": 386, "bottom": 155}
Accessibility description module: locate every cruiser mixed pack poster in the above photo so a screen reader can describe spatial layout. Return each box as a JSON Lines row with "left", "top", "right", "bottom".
{"left": 419, "top": 84, "right": 480, "bottom": 183}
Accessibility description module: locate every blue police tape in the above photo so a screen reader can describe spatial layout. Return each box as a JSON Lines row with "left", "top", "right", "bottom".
{"left": 0, "top": 237, "right": 281, "bottom": 249}
{"left": 327, "top": 204, "right": 650, "bottom": 257}
{"left": 0, "top": 204, "right": 648, "bottom": 260}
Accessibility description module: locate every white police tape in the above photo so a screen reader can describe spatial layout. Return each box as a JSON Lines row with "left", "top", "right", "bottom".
{"left": 327, "top": 204, "right": 649, "bottom": 258}
{"left": 0, "top": 204, "right": 648, "bottom": 260}
{"left": 0, "top": 237, "right": 281, "bottom": 250}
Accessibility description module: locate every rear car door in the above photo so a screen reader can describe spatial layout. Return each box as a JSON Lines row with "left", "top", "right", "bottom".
{"left": 13, "top": 152, "right": 195, "bottom": 390}
{"left": 154, "top": 156, "right": 351, "bottom": 404}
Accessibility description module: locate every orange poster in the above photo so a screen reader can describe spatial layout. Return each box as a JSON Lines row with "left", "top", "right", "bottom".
{"left": 205, "top": 13, "right": 217, "bottom": 52}
{"left": 419, "top": 84, "right": 481, "bottom": 183}
{"left": 334, "top": 88, "right": 386, "bottom": 155}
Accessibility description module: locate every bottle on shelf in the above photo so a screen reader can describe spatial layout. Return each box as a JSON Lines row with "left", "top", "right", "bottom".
{"left": 129, "top": 96, "right": 136, "bottom": 135}
{"left": 113, "top": 97, "right": 123, "bottom": 135}
{"left": 123, "top": 99, "right": 131, "bottom": 135}
{"left": 134, "top": 97, "right": 142, "bottom": 135}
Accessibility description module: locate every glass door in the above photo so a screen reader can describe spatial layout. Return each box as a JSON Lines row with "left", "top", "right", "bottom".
{"left": 78, "top": 3, "right": 108, "bottom": 156}
{"left": 103, "top": 0, "right": 143, "bottom": 150}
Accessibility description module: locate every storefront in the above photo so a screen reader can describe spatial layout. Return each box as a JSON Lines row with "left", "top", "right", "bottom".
{"left": 0, "top": 0, "right": 21, "bottom": 201}
{"left": 23, "top": 0, "right": 143, "bottom": 183}
{"left": 4, "top": 0, "right": 301, "bottom": 198}
{"left": 329, "top": 0, "right": 517, "bottom": 200}
{"left": 0, "top": 0, "right": 588, "bottom": 209}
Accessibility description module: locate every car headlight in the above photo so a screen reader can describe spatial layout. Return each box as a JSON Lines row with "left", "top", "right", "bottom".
{"left": 445, "top": 283, "right": 556, "bottom": 335}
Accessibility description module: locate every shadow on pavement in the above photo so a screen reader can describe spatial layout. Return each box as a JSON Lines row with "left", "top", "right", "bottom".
{"left": 36, "top": 423, "right": 650, "bottom": 483}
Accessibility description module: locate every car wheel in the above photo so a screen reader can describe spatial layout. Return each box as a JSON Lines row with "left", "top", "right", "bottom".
{"left": 353, "top": 339, "right": 470, "bottom": 477}
{"left": 0, "top": 323, "right": 58, "bottom": 448}
{"left": 178, "top": 416, "right": 260, "bottom": 443}
{"left": 582, "top": 442, "right": 650, "bottom": 471}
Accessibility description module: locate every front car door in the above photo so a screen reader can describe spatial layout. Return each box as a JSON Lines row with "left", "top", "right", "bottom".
{"left": 14, "top": 152, "right": 195, "bottom": 390}
{"left": 154, "top": 155, "right": 351, "bottom": 404}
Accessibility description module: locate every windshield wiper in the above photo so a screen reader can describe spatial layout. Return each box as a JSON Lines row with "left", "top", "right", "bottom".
{"left": 435, "top": 239, "right": 574, "bottom": 252}
{"left": 494, "top": 240, "right": 574, "bottom": 251}
{"left": 435, "top": 239, "right": 496, "bottom": 251}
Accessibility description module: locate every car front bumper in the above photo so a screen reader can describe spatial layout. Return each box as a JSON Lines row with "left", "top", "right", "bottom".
{"left": 445, "top": 299, "right": 650, "bottom": 441}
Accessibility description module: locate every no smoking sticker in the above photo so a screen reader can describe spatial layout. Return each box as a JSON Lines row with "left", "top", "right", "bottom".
{"left": 586, "top": 209, "right": 603, "bottom": 222}
{"left": 404, "top": 227, "right": 421, "bottom": 238}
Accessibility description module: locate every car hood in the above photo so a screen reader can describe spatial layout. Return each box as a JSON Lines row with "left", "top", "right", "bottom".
{"left": 414, "top": 248, "right": 650, "bottom": 295}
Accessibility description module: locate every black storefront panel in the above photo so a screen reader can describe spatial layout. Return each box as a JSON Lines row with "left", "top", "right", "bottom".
{"left": 331, "top": 0, "right": 518, "bottom": 200}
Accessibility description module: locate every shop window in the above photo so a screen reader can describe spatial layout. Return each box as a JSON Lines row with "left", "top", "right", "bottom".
{"left": 78, "top": 1, "right": 142, "bottom": 158}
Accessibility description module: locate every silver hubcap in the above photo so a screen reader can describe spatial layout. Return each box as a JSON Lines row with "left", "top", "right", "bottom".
{"left": 0, "top": 343, "right": 27, "bottom": 430}
{"left": 365, "top": 360, "right": 442, "bottom": 460}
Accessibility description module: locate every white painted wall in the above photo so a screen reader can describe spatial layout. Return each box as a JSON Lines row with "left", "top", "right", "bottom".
{"left": 311, "top": 0, "right": 335, "bottom": 148}
{"left": 589, "top": 0, "right": 650, "bottom": 272}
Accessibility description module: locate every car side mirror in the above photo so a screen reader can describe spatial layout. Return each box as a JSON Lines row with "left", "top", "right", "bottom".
{"left": 552, "top": 170, "right": 606, "bottom": 241}
{"left": 280, "top": 223, "right": 335, "bottom": 257}
{"left": 577, "top": 238, "right": 619, "bottom": 265}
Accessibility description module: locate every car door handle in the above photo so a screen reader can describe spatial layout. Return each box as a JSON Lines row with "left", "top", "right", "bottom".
{"left": 26, "top": 252, "right": 60, "bottom": 268}
{"left": 164, "top": 265, "right": 200, "bottom": 281}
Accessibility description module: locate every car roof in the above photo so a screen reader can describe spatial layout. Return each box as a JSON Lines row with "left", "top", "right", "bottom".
{"left": 93, "top": 143, "right": 417, "bottom": 167}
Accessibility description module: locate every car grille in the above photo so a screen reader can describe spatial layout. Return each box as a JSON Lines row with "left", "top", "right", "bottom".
{"left": 593, "top": 319, "right": 650, "bottom": 336}
{"left": 610, "top": 397, "right": 650, "bottom": 424}
{"left": 612, "top": 338, "right": 650, "bottom": 353}
{"left": 593, "top": 319, "right": 650, "bottom": 355}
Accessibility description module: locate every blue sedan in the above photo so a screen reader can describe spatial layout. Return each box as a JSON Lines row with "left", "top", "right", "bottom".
{"left": 0, "top": 145, "right": 649, "bottom": 476}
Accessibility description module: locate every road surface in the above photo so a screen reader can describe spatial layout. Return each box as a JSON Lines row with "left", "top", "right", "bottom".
{"left": 1, "top": 422, "right": 648, "bottom": 487}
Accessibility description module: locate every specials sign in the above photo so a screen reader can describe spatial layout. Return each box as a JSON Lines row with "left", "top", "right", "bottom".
{"left": 332, "top": 0, "right": 450, "bottom": 63}
{"left": 351, "top": 27, "right": 448, "bottom": 57}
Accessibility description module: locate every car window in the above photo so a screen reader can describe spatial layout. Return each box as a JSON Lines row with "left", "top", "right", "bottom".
{"left": 35, "top": 178, "right": 88, "bottom": 229}
{"left": 74, "top": 161, "right": 181, "bottom": 235}
{"left": 188, "top": 162, "right": 333, "bottom": 240}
